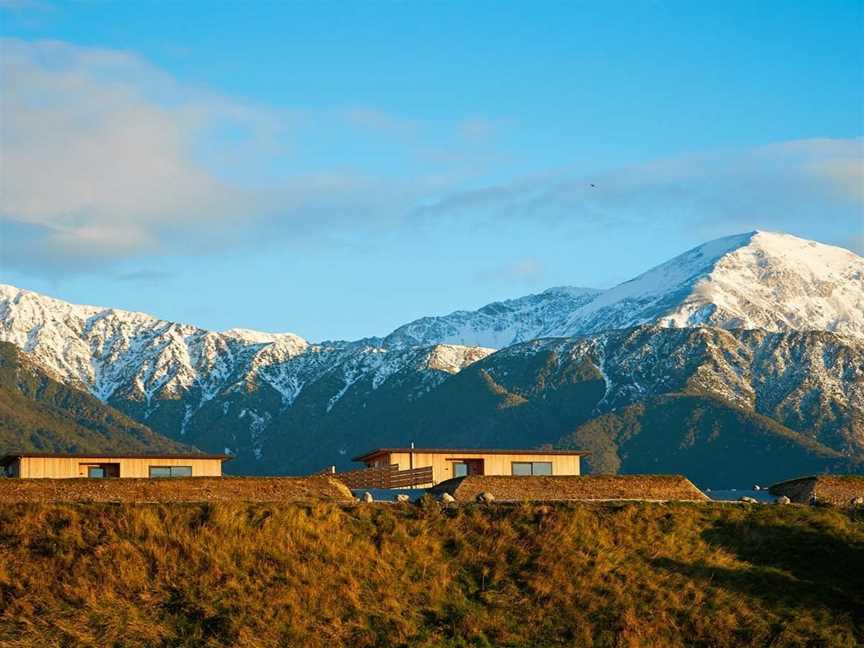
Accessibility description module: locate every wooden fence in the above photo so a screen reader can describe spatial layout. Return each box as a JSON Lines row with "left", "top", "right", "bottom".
{"left": 325, "top": 464, "right": 434, "bottom": 489}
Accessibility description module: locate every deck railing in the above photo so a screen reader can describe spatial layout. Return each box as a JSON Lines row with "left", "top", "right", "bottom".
{"left": 325, "top": 464, "right": 433, "bottom": 489}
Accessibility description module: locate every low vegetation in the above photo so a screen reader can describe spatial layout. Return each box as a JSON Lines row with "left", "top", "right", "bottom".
{"left": 1, "top": 501, "right": 861, "bottom": 647}
{"left": 430, "top": 474, "right": 708, "bottom": 502}
{"left": 0, "top": 476, "right": 353, "bottom": 504}
{"left": 770, "top": 475, "right": 864, "bottom": 505}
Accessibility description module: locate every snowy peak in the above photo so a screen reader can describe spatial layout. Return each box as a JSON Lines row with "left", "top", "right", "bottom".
{"left": 422, "top": 344, "right": 495, "bottom": 374}
{"left": 383, "top": 286, "right": 601, "bottom": 349}
{"left": 559, "top": 231, "right": 864, "bottom": 338}
{"left": 381, "top": 231, "right": 864, "bottom": 348}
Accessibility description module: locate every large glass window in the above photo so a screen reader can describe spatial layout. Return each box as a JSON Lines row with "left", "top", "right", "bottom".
{"left": 511, "top": 462, "right": 533, "bottom": 476}
{"left": 453, "top": 462, "right": 469, "bottom": 478}
{"left": 149, "top": 466, "right": 193, "bottom": 478}
{"left": 532, "top": 462, "right": 553, "bottom": 475}
{"left": 511, "top": 461, "right": 553, "bottom": 476}
{"left": 87, "top": 466, "right": 105, "bottom": 479}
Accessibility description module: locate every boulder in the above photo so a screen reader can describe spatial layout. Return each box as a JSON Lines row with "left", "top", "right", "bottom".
{"left": 477, "top": 491, "right": 496, "bottom": 504}
{"left": 739, "top": 496, "right": 759, "bottom": 504}
{"left": 440, "top": 492, "right": 456, "bottom": 503}
{"left": 395, "top": 494, "right": 410, "bottom": 503}
{"left": 361, "top": 491, "right": 374, "bottom": 503}
{"left": 851, "top": 496, "right": 864, "bottom": 507}
{"left": 775, "top": 495, "right": 791, "bottom": 505}
{"left": 752, "top": 485, "right": 761, "bottom": 491}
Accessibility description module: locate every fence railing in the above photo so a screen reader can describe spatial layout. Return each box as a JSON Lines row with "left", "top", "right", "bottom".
{"left": 325, "top": 464, "right": 434, "bottom": 489}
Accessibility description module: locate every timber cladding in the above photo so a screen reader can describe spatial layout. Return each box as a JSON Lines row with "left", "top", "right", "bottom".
{"left": 353, "top": 449, "right": 587, "bottom": 484}
{"left": 428, "top": 475, "right": 709, "bottom": 502}
{"left": 16, "top": 456, "right": 223, "bottom": 479}
{"left": 0, "top": 476, "right": 354, "bottom": 503}
{"left": 330, "top": 464, "right": 434, "bottom": 489}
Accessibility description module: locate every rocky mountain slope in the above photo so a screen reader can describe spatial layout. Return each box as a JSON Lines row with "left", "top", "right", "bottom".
{"left": 1, "top": 230, "right": 861, "bottom": 482}
{"left": 0, "top": 342, "right": 192, "bottom": 456}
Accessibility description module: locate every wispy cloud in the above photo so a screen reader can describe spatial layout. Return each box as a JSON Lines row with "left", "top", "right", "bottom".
{"left": 115, "top": 269, "right": 174, "bottom": 283}
{"left": 413, "top": 137, "right": 864, "bottom": 243}
{"left": 1, "top": 38, "right": 860, "bottom": 279}
{"left": 477, "top": 257, "right": 545, "bottom": 285}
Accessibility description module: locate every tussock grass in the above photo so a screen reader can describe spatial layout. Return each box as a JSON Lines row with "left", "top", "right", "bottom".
{"left": 0, "top": 502, "right": 861, "bottom": 647}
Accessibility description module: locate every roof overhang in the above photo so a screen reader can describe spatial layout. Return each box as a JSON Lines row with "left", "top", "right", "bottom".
{"left": 0, "top": 453, "right": 233, "bottom": 466}
{"left": 352, "top": 448, "right": 590, "bottom": 463}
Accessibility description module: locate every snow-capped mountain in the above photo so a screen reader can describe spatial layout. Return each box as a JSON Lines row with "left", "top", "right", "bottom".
{"left": 0, "top": 282, "right": 492, "bottom": 445}
{"left": 1, "top": 230, "right": 862, "bottom": 477}
{"left": 390, "top": 231, "right": 864, "bottom": 346}
{"left": 384, "top": 286, "right": 601, "bottom": 349}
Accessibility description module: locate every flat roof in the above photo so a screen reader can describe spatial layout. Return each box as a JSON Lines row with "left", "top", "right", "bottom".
{"left": 352, "top": 447, "right": 590, "bottom": 462}
{"left": 0, "top": 453, "right": 233, "bottom": 466}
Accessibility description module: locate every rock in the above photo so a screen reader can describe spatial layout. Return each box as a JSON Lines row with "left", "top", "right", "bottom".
{"left": 775, "top": 495, "right": 791, "bottom": 505}
{"left": 752, "top": 485, "right": 761, "bottom": 491}
{"left": 361, "top": 491, "right": 374, "bottom": 503}
{"left": 850, "top": 496, "right": 864, "bottom": 507}
{"left": 477, "top": 491, "right": 496, "bottom": 504}
{"left": 739, "top": 496, "right": 759, "bottom": 504}
{"left": 395, "top": 494, "right": 410, "bottom": 503}
{"left": 440, "top": 492, "right": 456, "bottom": 503}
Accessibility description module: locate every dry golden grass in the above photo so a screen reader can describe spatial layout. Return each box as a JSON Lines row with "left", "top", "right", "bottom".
{"left": 0, "top": 501, "right": 861, "bottom": 647}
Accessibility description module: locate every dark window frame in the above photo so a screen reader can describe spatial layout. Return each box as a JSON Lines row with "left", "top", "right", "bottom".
{"left": 149, "top": 465, "right": 193, "bottom": 478}
{"left": 511, "top": 461, "right": 553, "bottom": 476}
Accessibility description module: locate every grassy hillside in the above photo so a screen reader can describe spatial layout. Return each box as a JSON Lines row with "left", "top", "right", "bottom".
{"left": 0, "top": 501, "right": 861, "bottom": 647}
{"left": 558, "top": 393, "right": 859, "bottom": 488}
{"left": 0, "top": 342, "right": 193, "bottom": 455}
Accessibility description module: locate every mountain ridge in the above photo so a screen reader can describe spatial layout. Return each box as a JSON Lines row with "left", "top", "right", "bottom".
{"left": 1, "top": 230, "right": 862, "bottom": 480}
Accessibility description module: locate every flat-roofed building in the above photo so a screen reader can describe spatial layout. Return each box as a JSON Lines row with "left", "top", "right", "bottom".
{"left": 351, "top": 447, "right": 589, "bottom": 486}
{"left": 0, "top": 453, "right": 231, "bottom": 479}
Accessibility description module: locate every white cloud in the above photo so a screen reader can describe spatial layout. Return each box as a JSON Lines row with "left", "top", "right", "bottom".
{"left": 413, "top": 137, "right": 864, "bottom": 244}
{"left": 1, "top": 38, "right": 860, "bottom": 278}
{"left": 0, "top": 39, "right": 287, "bottom": 263}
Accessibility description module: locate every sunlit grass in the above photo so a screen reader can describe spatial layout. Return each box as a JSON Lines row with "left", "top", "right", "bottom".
{"left": 0, "top": 501, "right": 861, "bottom": 647}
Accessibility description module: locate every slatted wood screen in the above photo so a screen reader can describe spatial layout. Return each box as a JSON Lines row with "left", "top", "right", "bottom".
{"left": 327, "top": 464, "right": 434, "bottom": 489}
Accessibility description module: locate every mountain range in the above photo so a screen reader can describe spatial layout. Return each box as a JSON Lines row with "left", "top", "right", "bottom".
{"left": 1, "top": 230, "right": 862, "bottom": 486}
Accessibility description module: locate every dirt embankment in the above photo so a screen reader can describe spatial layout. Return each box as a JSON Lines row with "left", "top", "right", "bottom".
{"left": 428, "top": 474, "right": 708, "bottom": 502}
{"left": 770, "top": 475, "right": 864, "bottom": 506}
{"left": 0, "top": 475, "right": 354, "bottom": 503}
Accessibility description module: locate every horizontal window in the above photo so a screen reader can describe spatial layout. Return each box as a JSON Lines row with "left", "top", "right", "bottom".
{"left": 511, "top": 461, "right": 553, "bottom": 476}
{"left": 149, "top": 466, "right": 193, "bottom": 478}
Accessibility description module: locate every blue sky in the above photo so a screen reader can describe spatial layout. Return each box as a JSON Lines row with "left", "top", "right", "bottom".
{"left": 1, "top": 1, "right": 862, "bottom": 340}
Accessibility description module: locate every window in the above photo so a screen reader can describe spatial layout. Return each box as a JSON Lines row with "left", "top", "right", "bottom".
{"left": 87, "top": 466, "right": 105, "bottom": 479}
{"left": 511, "top": 461, "right": 553, "bottom": 476}
{"left": 149, "top": 466, "right": 193, "bottom": 478}
{"left": 449, "top": 459, "right": 483, "bottom": 477}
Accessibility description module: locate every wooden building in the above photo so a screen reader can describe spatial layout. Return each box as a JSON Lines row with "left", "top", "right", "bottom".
{"left": 351, "top": 448, "right": 588, "bottom": 486}
{"left": 0, "top": 453, "right": 231, "bottom": 479}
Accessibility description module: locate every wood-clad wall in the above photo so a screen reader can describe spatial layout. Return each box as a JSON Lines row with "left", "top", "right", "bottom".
{"left": 18, "top": 457, "right": 223, "bottom": 479}
{"left": 378, "top": 452, "right": 581, "bottom": 485}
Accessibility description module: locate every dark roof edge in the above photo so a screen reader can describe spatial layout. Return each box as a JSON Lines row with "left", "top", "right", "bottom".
{"left": 0, "top": 453, "right": 233, "bottom": 465}
{"left": 352, "top": 448, "right": 591, "bottom": 462}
